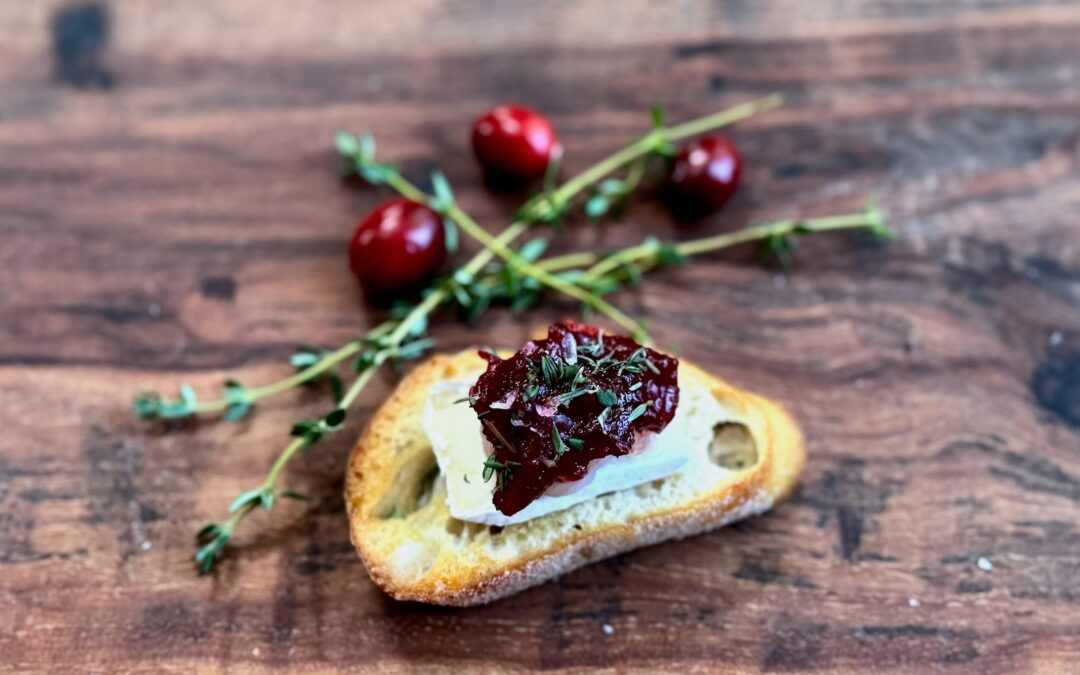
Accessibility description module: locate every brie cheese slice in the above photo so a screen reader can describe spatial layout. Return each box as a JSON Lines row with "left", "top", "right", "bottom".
{"left": 422, "top": 376, "right": 727, "bottom": 526}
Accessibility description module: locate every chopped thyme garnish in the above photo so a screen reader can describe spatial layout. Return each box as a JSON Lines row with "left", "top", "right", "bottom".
{"left": 629, "top": 382, "right": 642, "bottom": 392}
{"left": 483, "top": 420, "right": 516, "bottom": 453}
{"left": 453, "top": 396, "right": 477, "bottom": 406}
{"left": 523, "top": 383, "right": 541, "bottom": 402}
{"left": 567, "top": 438, "right": 585, "bottom": 450}
{"left": 540, "top": 355, "right": 559, "bottom": 385}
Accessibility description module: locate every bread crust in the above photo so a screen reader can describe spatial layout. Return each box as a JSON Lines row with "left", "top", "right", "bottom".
{"left": 345, "top": 349, "right": 805, "bottom": 606}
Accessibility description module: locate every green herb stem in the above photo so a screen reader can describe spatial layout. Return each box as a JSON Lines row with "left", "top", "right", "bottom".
{"left": 618, "top": 157, "right": 649, "bottom": 197}
{"left": 181, "top": 327, "right": 391, "bottom": 416}
{"left": 265, "top": 366, "right": 377, "bottom": 491}
{"left": 379, "top": 171, "right": 433, "bottom": 208}
{"left": 536, "top": 210, "right": 886, "bottom": 281}
{"left": 245, "top": 340, "right": 363, "bottom": 401}
{"left": 534, "top": 251, "right": 598, "bottom": 271}
{"left": 444, "top": 202, "right": 649, "bottom": 340}
{"left": 374, "top": 165, "right": 650, "bottom": 338}
{"left": 673, "top": 212, "right": 883, "bottom": 265}
{"left": 212, "top": 499, "right": 257, "bottom": 546}
{"left": 663, "top": 93, "right": 784, "bottom": 142}
{"left": 194, "top": 221, "right": 535, "bottom": 569}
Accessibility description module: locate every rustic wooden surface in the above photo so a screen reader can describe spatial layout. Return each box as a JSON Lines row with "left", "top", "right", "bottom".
{"left": 2, "top": 1, "right": 1079, "bottom": 672}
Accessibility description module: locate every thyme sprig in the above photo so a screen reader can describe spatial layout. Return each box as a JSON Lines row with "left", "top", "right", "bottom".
{"left": 192, "top": 335, "right": 418, "bottom": 574}
{"left": 476, "top": 206, "right": 892, "bottom": 307}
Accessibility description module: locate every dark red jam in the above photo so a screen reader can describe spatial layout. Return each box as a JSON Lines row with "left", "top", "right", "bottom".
{"left": 467, "top": 322, "right": 679, "bottom": 516}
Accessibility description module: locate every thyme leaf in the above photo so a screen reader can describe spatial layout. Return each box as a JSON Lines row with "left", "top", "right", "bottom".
{"left": 551, "top": 424, "right": 568, "bottom": 456}
{"left": 627, "top": 400, "right": 653, "bottom": 423}
{"left": 483, "top": 420, "right": 517, "bottom": 454}
{"left": 596, "top": 389, "right": 618, "bottom": 407}
{"left": 138, "top": 100, "right": 891, "bottom": 575}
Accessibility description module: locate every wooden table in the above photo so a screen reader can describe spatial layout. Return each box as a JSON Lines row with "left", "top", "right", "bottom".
{"left": 2, "top": 1, "right": 1078, "bottom": 672}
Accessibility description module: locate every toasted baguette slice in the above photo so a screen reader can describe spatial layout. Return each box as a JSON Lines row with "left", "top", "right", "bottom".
{"left": 345, "top": 349, "right": 804, "bottom": 606}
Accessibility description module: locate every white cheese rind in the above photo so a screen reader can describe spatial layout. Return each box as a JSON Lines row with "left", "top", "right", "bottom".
{"left": 423, "top": 376, "right": 733, "bottom": 527}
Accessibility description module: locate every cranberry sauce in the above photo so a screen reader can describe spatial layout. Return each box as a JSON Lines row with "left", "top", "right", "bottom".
{"left": 467, "top": 322, "right": 679, "bottom": 516}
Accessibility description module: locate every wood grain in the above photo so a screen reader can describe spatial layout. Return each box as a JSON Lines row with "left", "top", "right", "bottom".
{"left": 1, "top": 1, "right": 1078, "bottom": 672}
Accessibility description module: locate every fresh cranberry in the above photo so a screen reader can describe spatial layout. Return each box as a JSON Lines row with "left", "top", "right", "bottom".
{"left": 471, "top": 105, "right": 561, "bottom": 182}
{"left": 664, "top": 135, "right": 742, "bottom": 220}
{"left": 348, "top": 198, "right": 446, "bottom": 295}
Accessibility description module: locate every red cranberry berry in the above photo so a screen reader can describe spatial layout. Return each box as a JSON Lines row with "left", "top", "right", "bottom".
{"left": 348, "top": 198, "right": 446, "bottom": 295}
{"left": 471, "top": 105, "right": 560, "bottom": 182}
{"left": 664, "top": 135, "right": 743, "bottom": 221}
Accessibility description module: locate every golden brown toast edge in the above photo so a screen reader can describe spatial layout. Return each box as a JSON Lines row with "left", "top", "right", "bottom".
{"left": 345, "top": 350, "right": 805, "bottom": 606}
